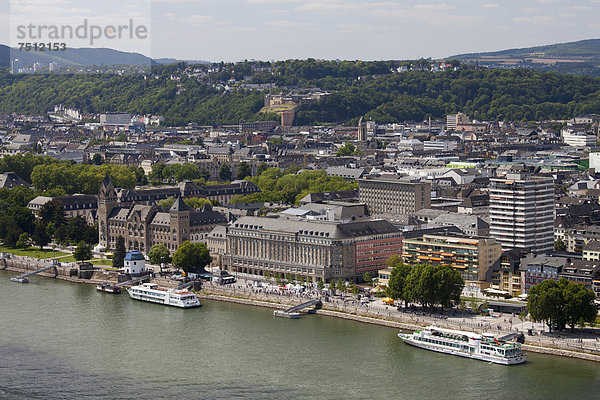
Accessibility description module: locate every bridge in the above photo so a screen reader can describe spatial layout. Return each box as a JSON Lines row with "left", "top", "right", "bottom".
{"left": 13, "top": 265, "right": 58, "bottom": 280}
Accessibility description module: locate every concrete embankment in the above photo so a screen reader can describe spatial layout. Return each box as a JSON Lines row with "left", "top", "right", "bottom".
{"left": 198, "top": 286, "right": 600, "bottom": 363}
{"left": 4, "top": 258, "right": 600, "bottom": 363}
{"left": 1, "top": 257, "right": 118, "bottom": 285}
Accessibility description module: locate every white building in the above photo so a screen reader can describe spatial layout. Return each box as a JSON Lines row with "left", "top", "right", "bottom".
{"left": 489, "top": 174, "right": 554, "bottom": 254}
{"left": 446, "top": 112, "right": 469, "bottom": 130}
{"left": 123, "top": 251, "right": 147, "bottom": 276}
{"left": 423, "top": 140, "right": 457, "bottom": 152}
{"left": 100, "top": 113, "right": 132, "bottom": 126}
{"left": 562, "top": 130, "right": 596, "bottom": 147}
{"left": 590, "top": 152, "right": 600, "bottom": 172}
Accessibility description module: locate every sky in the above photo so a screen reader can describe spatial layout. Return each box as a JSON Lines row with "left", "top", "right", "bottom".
{"left": 1, "top": 0, "right": 600, "bottom": 61}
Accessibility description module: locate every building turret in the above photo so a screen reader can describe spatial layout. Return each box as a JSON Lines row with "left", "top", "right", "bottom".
{"left": 98, "top": 175, "right": 117, "bottom": 248}
{"left": 170, "top": 196, "right": 191, "bottom": 246}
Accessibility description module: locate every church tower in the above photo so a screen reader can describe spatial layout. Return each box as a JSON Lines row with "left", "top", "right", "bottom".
{"left": 357, "top": 116, "right": 367, "bottom": 142}
{"left": 98, "top": 175, "right": 117, "bottom": 249}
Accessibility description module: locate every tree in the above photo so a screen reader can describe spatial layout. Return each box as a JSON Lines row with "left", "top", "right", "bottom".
{"left": 39, "top": 200, "right": 65, "bottom": 227}
{"left": 554, "top": 238, "right": 566, "bottom": 252}
{"left": 385, "top": 255, "right": 412, "bottom": 306}
{"left": 285, "top": 273, "right": 293, "bottom": 283}
{"left": 335, "top": 142, "right": 362, "bottom": 156}
{"left": 16, "top": 232, "right": 30, "bottom": 249}
{"left": 218, "top": 163, "right": 232, "bottom": 181}
{"left": 329, "top": 279, "right": 336, "bottom": 295}
{"left": 172, "top": 241, "right": 211, "bottom": 273}
{"left": 92, "top": 153, "right": 103, "bottom": 165}
{"left": 74, "top": 241, "right": 92, "bottom": 262}
{"left": 198, "top": 167, "right": 211, "bottom": 181}
{"left": 562, "top": 281, "right": 597, "bottom": 332}
{"left": 362, "top": 271, "right": 372, "bottom": 285}
{"left": 336, "top": 279, "right": 346, "bottom": 295}
{"left": 317, "top": 278, "right": 324, "bottom": 291}
{"left": 256, "top": 162, "right": 269, "bottom": 175}
{"left": 528, "top": 279, "right": 566, "bottom": 332}
{"left": 32, "top": 220, "right": 50, "bottom": 250}
{"left": 113, "top": 236, "right": 126, "bottom": 269}
{"left": 148, "top": 244, "right": 171, "bottom": 265}
{"left": 459, "top": 299, "right": 467, "bottom": 315}
{"left": 433, "top": 264, "right": 464, "bottom": 309}
{"left": 237, "top": 161, "right": 252, "bottom": 179}
{"left": 402, "top": 263, "right": 463, "bottom": 309}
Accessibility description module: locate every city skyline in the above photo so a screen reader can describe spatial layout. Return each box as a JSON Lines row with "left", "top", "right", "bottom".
{"left": 0, "top": 0, "right": 599, "bottom": 61}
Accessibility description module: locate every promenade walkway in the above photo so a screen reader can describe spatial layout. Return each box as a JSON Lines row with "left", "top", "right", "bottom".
{"left": 200, "top": 278, "right": 600, "bottom": 358}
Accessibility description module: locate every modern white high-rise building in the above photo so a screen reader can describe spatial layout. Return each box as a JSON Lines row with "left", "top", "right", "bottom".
{"left": 489, "top": 174, "right": 554, "bottom": 254}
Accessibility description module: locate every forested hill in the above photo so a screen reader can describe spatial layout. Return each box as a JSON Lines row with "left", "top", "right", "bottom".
{"left": 1, "top": 62, "right": 600, "bottom": 126}
{"left": 450, "top": 39, "right": 600, "bottom": 76}
{"left": 452, "top": 39, "right": 600, "bottom": 60}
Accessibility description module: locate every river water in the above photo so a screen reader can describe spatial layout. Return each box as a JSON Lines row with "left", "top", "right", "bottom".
{"left": 1, "top": 270, "right": 599, "bottom": 400}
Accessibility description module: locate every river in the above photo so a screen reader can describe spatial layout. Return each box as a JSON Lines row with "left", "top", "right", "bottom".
{"left": 1, "top": 271, "right": 599, "bottom": 399}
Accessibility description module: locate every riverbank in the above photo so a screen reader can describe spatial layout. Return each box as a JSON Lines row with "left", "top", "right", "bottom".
{"left": 4, "top": 259, "right": 600, "bottom": 362}
{"left": 198, "top": 285, "right": 600, "bottom": 363}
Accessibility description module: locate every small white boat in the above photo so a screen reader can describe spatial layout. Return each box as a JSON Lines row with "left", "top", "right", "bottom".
{"left": 10, "top": 276, "right": 29, "bottom": 283}
{"left": 398, "top": 326, "right": 526, "bottom": 365}
{"left": 127, "top": 283, "right": 201, "bottom": 308}
{"left": 273, "top": 310, "right": 301, "bottom": 319}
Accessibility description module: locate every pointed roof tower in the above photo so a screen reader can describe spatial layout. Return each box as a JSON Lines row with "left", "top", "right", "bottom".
{"left": 169, "top": 196, "right": 191, "bottom": 213}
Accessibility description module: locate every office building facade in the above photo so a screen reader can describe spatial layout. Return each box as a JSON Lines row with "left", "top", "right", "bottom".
{"left": 489, "top": 174, "right": 554, "bottom": 254}
{"left": 359, "top": 175, "right": 431, "bottom": 215}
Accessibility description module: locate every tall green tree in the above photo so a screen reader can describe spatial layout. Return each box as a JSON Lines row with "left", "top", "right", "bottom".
{"left": 385, "top": 255, "right": 412, "bottom": 306}
{"left": 148, "top": 244, "right": 172, "bottom": 265}
{"left": 528, "top": 279, "right": 567, "bottom": 332}
{"left": 16, "top": 232, "right": 30, "bottom": 249}
{"left": 562, "top": 281, "right": 597, "bottom": 331}
{"left": 218, "top": 163, "right": 232, "bottom": 181}
{"left": 74, "top": 241, "right": 92, "bottom": 262}
{"left": 32, "top": 220, "right": 50, "bottom": 250}
{"left": 237, "top": 161, "right": 252, "bottom": 179}
{"left": 172, "top": 241, "right": 211, "bottom": 273}
{"left": 113, "top": 236, "right": 126, "bottom": 269}
{"left": 554, "top": 238, "right": 566, "bottom": 252}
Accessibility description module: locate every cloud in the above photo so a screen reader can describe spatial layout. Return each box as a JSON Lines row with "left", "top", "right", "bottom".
{"left": 513, "top": 15, "right": 556, "bottom": 24}
{"left": 264, "top": 20, "right": 314, "bottom": 28}
{"left": 481, "top": 3, "right": 499, "bottom": 8}
{"left": 164, "top": 12, "right": 213, "bottom": 25}
{"left": 295, "top": 0, "right": 367, "bottom": 13}
{"left": 413, "top": 4, "right": 455, "bottom": 11}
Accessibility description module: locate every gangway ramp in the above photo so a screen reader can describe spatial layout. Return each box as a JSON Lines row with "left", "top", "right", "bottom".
{"left": 274, "top": 299, "right": 322, "bottom": 318}
{"left": 14, "top": 265, "right": 57, "bottom": 279}
{"left": 113, "top": 275, "right": 152, "bottom": 288}
{"left": 283, "top": 299, "right": 322, "bottom": 313}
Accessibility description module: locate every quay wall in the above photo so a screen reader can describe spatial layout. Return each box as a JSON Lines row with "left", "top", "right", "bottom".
{"left": 198, "top": 285, "right": 600, "bottom": 363}
{"left": 4, "top": 257, "right": 600, "bottom": 362}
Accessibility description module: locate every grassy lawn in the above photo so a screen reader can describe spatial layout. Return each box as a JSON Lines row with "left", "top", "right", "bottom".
{"left": 92, "top": 259, "right": 114, "bottom": 266}
{"left": 0, "top": 246, "right": 68, "bottom": 259}
{"left": 58, "top": 255, "right": 114, "bottom": 266}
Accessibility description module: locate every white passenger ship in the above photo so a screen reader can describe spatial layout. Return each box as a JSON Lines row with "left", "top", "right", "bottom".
{"left": 127, "top": 283, "right": 201, "bottom": 308}
{"left": 398, "top": 326, "right": 526, "bottom": 365}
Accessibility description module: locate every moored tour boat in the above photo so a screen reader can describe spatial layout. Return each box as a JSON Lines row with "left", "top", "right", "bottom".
{"left": 96, "top": 282, "right": 121, "bottom": 294}
{"left": 127, "top": 282, "right": 201, "bottom": 308}
{"left": 398, "top": 326, "right": 526, "bottom": 365}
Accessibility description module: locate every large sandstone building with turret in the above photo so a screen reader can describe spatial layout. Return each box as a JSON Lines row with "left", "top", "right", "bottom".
{"left": 98, "top": 176, "right": 227, "bottom": 253}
